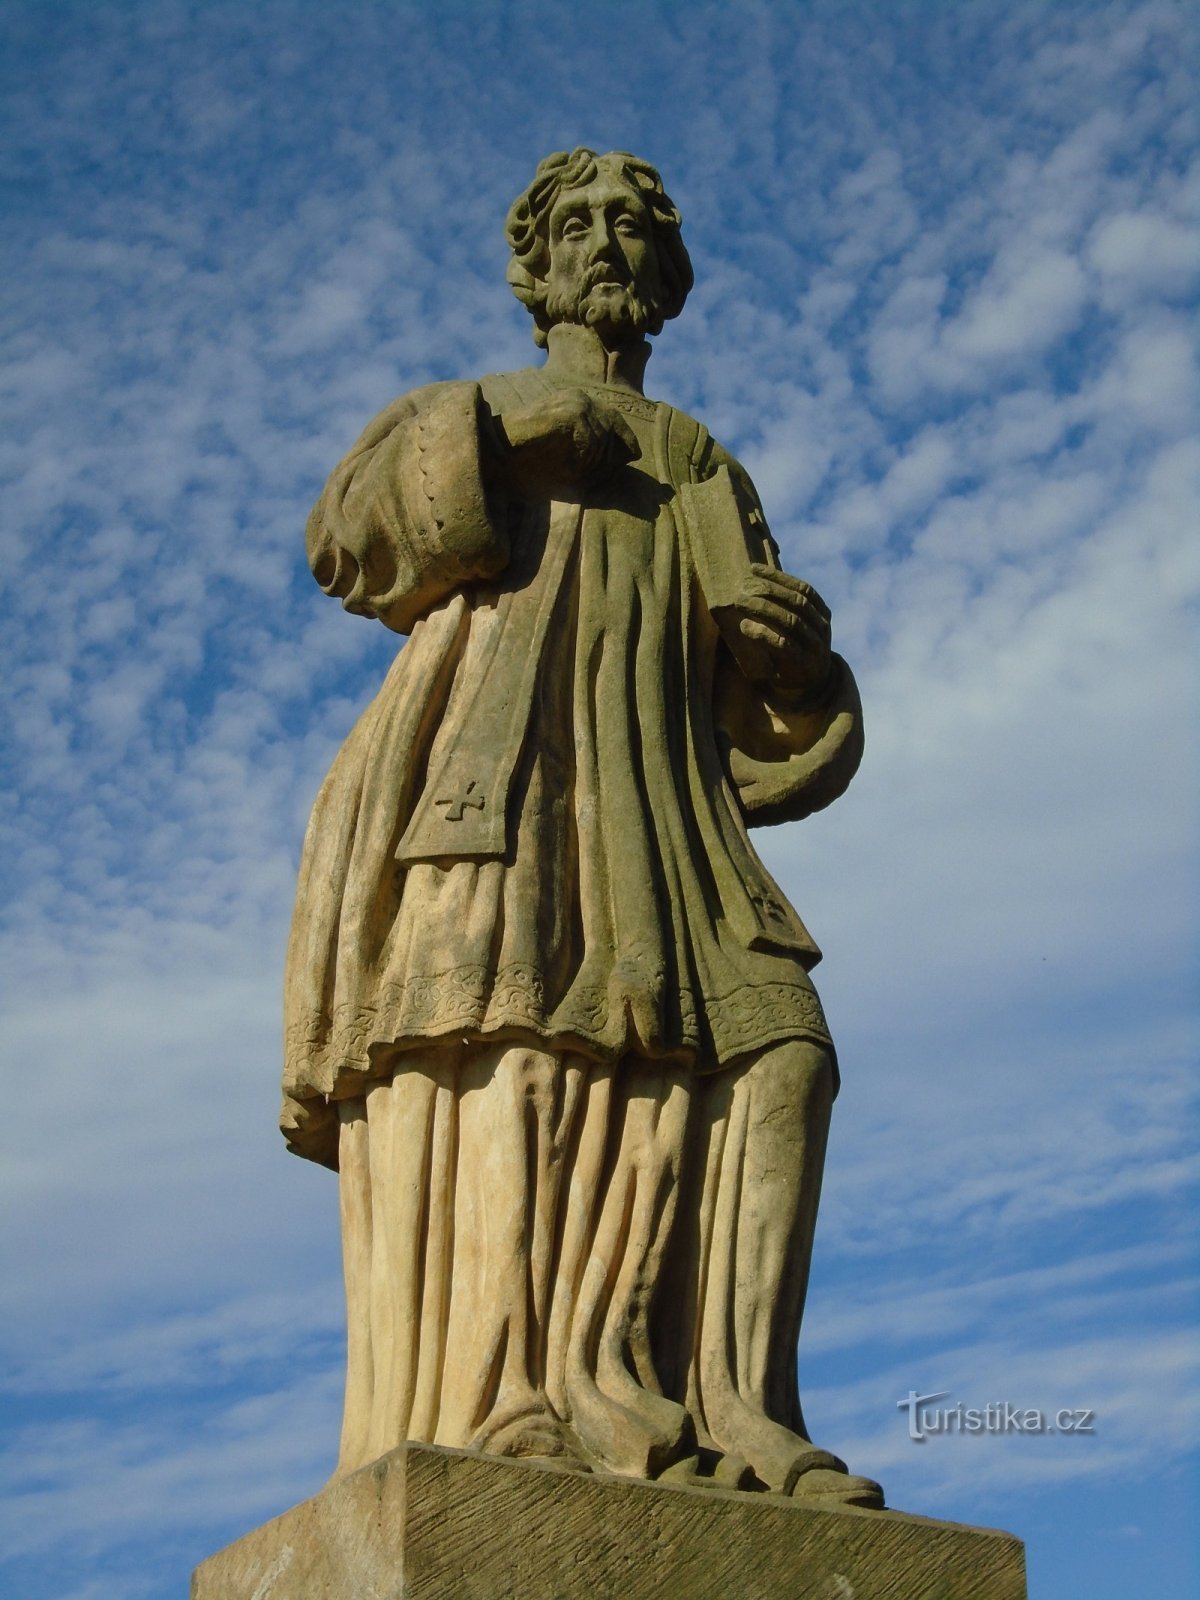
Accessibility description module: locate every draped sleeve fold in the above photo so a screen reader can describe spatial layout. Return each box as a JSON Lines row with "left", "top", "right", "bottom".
{"left": 717, "top": 651, "right": 864, "bottom": 826}
{"left": 306, "top": 380, "right": 510, "bottom": 634}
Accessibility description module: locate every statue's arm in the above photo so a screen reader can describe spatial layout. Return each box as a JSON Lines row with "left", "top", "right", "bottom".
{"left": 700, "top": 447, "right": 865, "bottom": 826}
{"left": 306, "top": 381, "right": 511, "bottom": 634}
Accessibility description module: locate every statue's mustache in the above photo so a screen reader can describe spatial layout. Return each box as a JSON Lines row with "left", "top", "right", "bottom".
{"left": 543, "top": 262, "right": 660, "bottom": 330}
{"left": 582, "top": 261, "right": 629, "bottom": 291}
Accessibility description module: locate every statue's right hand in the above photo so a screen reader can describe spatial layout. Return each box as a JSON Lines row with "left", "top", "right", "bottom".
{"left": 499, "top": 388, "right": 639, "bottom": 497}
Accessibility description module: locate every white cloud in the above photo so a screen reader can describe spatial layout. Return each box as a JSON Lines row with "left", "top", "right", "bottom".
{"left": 1089, "top": 208, "right": 1200, "bottom": 297}
{"left": 946, "top": 250, "right": 1089, "bottom": 362}
{"left": 816, "top": 1324, "right": 1200, "bottom": 1508}
{"left": 0, "top": 1368, "right": 343, "bottom": 1558}
{"left": 1, "top": 2, "right": 1196, "bottom": 1595}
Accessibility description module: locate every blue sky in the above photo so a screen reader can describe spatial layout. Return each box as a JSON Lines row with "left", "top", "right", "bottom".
{"left": 1, "top": 1, "right": 1196, "bottom": 1595}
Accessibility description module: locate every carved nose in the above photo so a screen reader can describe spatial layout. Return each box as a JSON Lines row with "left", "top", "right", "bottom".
{"left": 589, "top": 224, "right": 620, "bottom": 260}
{"left": 587, "top": 238, "right": 624, "bottom": 282}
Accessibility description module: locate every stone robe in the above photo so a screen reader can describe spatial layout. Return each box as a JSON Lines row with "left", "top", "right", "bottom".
{"left": 283, "top": 352, "right": 864, "bottom": 1482}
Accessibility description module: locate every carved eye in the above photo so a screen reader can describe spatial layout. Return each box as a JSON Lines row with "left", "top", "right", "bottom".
{"left": 560, "top": 216, "right": 589, "bottom": 240}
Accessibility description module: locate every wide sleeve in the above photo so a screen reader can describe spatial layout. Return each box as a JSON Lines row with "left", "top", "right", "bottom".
{"left": 716, "top": 650, "right": 864, "bottom": 826}
{"left": 306, "top": 380, "right": 510, "bottom": 634}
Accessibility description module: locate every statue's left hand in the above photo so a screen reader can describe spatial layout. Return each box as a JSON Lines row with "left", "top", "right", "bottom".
{"left": 715, "top": 565, "right": 833, "bottom": 702}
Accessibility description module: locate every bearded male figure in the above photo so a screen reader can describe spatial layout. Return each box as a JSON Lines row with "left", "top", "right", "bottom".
{"left": 283, "top": 149, "right": 881, "bottom": 1508}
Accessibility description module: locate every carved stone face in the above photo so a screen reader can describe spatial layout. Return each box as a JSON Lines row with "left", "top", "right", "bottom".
{"left": 544, "top": 174, "right": 665, "bottom": 343}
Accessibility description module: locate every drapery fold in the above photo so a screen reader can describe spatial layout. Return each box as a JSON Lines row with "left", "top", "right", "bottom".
{"left": 334, "top": 1039, "right": 835, "bottom": 1488}
{"left": 283, "top": 369, "right": 860, "bottom": 1172}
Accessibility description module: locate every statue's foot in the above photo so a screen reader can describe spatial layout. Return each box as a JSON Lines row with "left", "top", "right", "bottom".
{"left": 756, "top": 1445, "right": 884, "bottom": 1509}
{"left": 702, "top": 1400, "right": 885, "bottom": 1507}
{"left": 656, "top": 1449, "right": 757, "bottom": 1491}
{"left": 786, "top": 1464, "right": 885, "bottom": 1510}
{"left": 471, "top": 1408, "right": 592, "bottom": 1474}
{"left": 657, "top": 1444, "right": 883, "bottom": 1507}
{"left": 567, "top": 1380, "right": 697, "bottom": 1480}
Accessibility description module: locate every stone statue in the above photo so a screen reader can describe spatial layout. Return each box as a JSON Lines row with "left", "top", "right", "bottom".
{"left": 282, "top": 148, "right": 880, "bottom": 1509}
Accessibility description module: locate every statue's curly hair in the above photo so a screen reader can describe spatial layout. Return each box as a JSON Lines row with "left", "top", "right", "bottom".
{"left": 505, "top": 149, "right": 694, "bottom": 347}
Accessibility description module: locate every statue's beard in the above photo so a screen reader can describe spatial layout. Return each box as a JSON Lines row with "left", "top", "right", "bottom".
{"left": 545, "top": 267, "right": 661, "bottom": 340}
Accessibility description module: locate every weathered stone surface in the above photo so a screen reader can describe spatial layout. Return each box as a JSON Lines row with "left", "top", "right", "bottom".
{"left": 280, "top": 145, "right": 883, "bottom": 1510}
{"left": 191, "top": 1444, "right": 1027, "bottom": 1600}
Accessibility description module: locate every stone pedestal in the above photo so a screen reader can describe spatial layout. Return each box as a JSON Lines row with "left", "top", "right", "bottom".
{"left": 192, "top": 1443, "right": 1026, "bottom": 1599}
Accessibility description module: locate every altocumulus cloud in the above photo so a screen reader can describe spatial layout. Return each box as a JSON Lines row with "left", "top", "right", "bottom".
{"left": 0, "top": 2, "right": 1196, "bottom": 1597}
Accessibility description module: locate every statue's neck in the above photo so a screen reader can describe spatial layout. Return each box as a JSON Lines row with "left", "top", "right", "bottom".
{"left": 543, "top": 323, "right": 651, "bottom": 394}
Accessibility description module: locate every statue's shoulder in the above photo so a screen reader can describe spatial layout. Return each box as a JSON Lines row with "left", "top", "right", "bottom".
{"left": 388, "top": 376, "right": 481, "bottom": 415}
{"left": 477, "top": 366, "right": 553, "bottom": 410}
{"left": 348, "top": 378, "right": 481, "bottom": 450}
{"left": 455, "top": 372, "right": 749, "bottom": 492}
{"left": 648, "top": 398, "right": 750, "bottom": 490}
{"left": 667, "top": 410, "right": 741, "bottom": 478}
{"left": 653, "top": 406, "right": 769, "bottom": 527}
